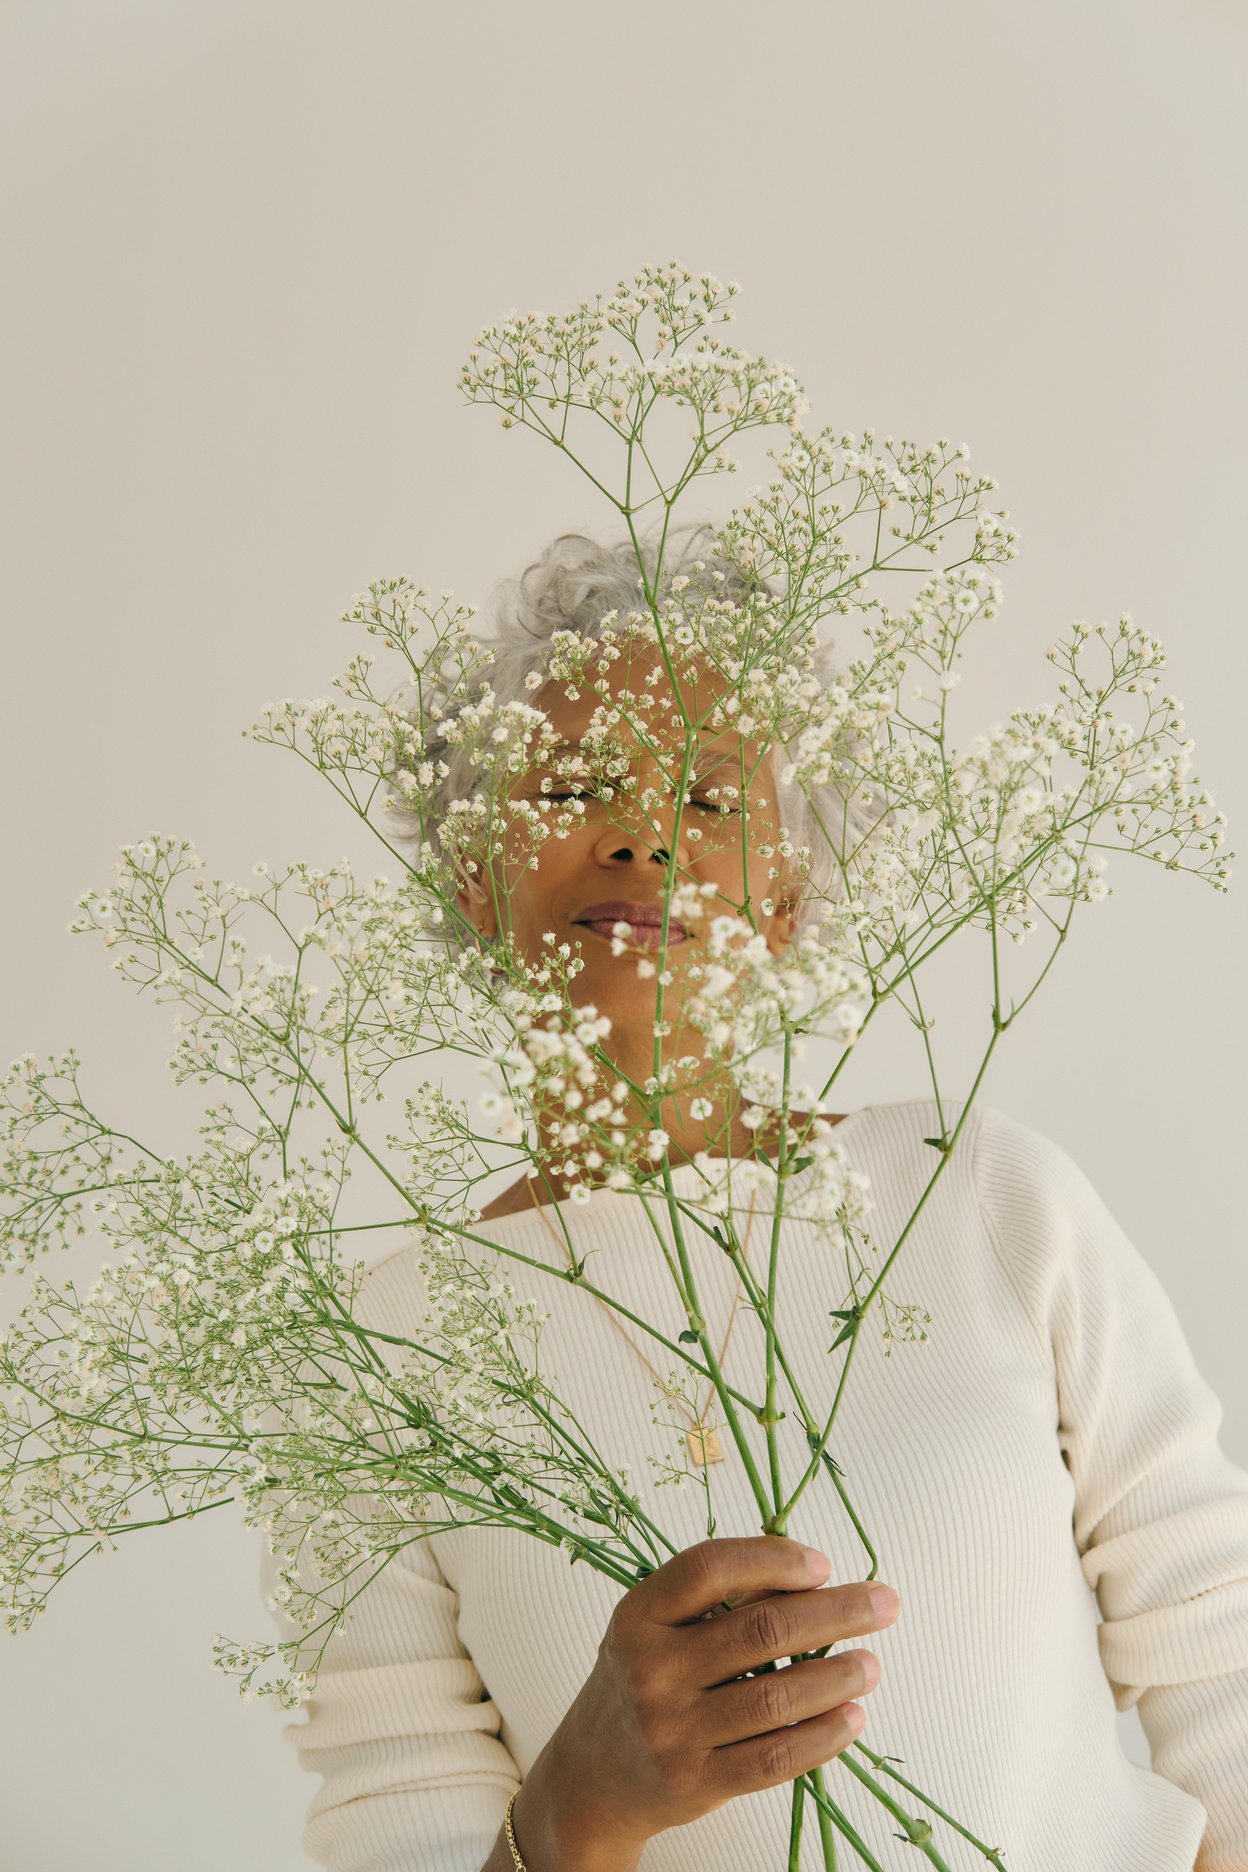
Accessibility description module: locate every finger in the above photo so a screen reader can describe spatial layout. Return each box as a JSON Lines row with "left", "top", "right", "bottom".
{"left": 633, "top": 1536, "right": 832, "bottom": 1628}
{"left": 704, "top": 1700, "right": 868, "bottom": 1799}
{"left": 697, "top": 1650, "right": 879, "bottom": 1748}
{"left": 692, "top": 1580, "right": 898, "bottom": 1684}
{"left": 695, "top": 1583, "right": 775, "bottom": 1624}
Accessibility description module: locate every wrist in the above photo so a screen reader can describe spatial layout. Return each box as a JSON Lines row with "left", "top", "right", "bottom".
{"left": 510, "top": 1753, "right": 647, "bottom": 1872}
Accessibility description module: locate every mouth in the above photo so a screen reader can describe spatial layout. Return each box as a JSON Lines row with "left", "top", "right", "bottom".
{"left": 571, "top": 900, "right": 688, "bottom": 951}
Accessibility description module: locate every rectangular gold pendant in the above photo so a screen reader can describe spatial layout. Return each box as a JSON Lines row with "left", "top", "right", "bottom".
{"left": 688, "top": 1426, "right": 724, "bottom": 1466}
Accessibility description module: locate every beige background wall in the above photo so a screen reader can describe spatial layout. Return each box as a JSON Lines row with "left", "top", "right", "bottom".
{"left": 2, "top": 2, "right": 1245, "bottom": 1865}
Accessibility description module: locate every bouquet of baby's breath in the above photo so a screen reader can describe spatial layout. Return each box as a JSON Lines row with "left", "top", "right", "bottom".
{"left": 0, "top": 263, "right": 1231, "bottom": 1870}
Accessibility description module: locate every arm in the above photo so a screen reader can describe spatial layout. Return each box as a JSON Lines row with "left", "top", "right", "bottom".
{"left": 974, "top": 1104, "right": 1248, "bottom": 1871}
{"left": 258, "top": 1515, "right": 524, "bottom": 1870}
{"left": 258, "top": 1241, "right": 651, "bottom": 1871}
{"left": 475, "top": 1756, "right": 644, "bottom": 1872}
{"left": 256, "top": 1246, "right": 524, "bottom": 1871}
{"left": 259, "top": 1487, "right": 644, "bottom": 1872}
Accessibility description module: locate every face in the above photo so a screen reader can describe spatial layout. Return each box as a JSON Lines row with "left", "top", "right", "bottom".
{"left": 456, "top": 645, "right": 800, "bottom": 1039}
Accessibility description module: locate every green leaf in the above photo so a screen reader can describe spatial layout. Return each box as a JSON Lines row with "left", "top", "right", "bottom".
{"left": 804, "top": 1428, "right": 845, "bottom": 1477}
{"left": 827, "top": 1303, "right": 863, "bottom": 1352}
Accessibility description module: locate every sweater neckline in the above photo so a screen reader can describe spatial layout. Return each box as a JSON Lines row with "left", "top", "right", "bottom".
{"left": 481, "top": 1102, "right": 880, "bottom": 1231}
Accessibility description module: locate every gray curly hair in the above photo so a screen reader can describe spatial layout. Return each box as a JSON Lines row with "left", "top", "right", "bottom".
{"left": 382, "top": 518, "right": 879, "bottom": 927}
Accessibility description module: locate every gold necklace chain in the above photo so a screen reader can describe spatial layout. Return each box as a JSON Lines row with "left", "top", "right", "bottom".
{"left": 524, "top": 1175, "right": 759, "bottom": 1467}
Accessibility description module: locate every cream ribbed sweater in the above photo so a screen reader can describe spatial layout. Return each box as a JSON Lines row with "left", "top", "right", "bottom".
{"left": 259, "top": 1098, "right": 1248, "bottom": 1871}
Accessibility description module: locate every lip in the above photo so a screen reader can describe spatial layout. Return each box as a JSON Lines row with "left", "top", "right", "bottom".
{"left": 571, "top": 899, "right": 688, "bottom": 950}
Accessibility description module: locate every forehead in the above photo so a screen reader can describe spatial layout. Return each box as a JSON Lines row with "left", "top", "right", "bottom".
{"left": 533, "top": 645, "right": 749, "bottom": 752}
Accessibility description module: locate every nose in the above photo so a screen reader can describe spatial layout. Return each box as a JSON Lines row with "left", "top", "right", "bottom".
{"left": 591, "top": 819, "right": 681, "bottom": 868}
{"left": 591, "top": 775, "right": 690, "bottom": 870}
{"left": 592, "top": 829, "right": 672, "bottom": 867}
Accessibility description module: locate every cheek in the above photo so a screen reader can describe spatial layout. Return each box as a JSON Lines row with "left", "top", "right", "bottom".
{"left": 494, "top": 807, "right": 554, "bottom": 878}
{"left": 696, "top": 812, "right": 774, "bottom": 876}
{"left": 493, "top": 819, "right": 582, "bottom": 913}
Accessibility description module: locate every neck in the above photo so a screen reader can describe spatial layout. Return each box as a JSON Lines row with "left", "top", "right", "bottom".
{"left": 484, "top": 1032, "right": 776, "bottom": 1218}
{"left": 541, "top": 1093, "right": 759, "bottom": 1182}
{"left": 479, "top": 1096, "right": 847, "bottom": 1219}
{"left": 607, "top": 1022, "right": 753, "bottom": 1151}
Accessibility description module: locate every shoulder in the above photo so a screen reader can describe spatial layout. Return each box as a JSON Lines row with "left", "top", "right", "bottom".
{"left": 965, "top": 1100, "right": 1108, "bottom": 1230}
{"left": 962, "top": 1102, "right": 1153, "bottom": 1363}
{"left": 347, "top": 1232, "right": 436, "bottom": 1338}
{"left": 853, "top": 1096, "right": 1115, "bottom": 1287}
{"left": 843, "top": 1092, "right": 1078, "bottom": 1208}
{"left": 852, "top": 1093, "right": 1080, "bottom": 1183}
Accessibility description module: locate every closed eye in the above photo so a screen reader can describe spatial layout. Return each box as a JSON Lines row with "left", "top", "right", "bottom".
{"left": 534, "top": 787, "right": 741, "bottom": 816}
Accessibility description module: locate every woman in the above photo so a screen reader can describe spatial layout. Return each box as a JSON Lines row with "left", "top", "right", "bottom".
{"left": 261, "top": 526, "right": 1248, "bottom": 1872}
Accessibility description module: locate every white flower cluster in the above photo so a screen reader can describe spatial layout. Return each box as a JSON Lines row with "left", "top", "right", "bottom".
{"left": 715, "top": 430, "right": 1018, "bottom": 637}
{"left": 209, "top": 1631, "right": 312, "bottom": 1710}
{"left": 457, "top": 263, "right": 806, "bottom": 483}
{"left": 247, "top": 690, "right": 405, "bottom": 773}
{"left": 338, "top": 576, "right": 480, "bottom": 655}
{"left": 676, "top": 1117, "right": 874, "bottom": 1241}
{"left": 488, "top": 988, "right": 637, "bottom": 1197}
{"left": 780, "top": 684, "right": 897, "bottom": 790}
{"left": 686, "top": 911, "right": 870, "bottom": 1061}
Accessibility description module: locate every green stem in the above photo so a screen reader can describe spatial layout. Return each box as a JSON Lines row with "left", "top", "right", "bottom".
{"left": 832, "top": 1751, "right": 958, "bottom": 1869}
{"left": 763, "top": 1030, "right": 794, "bottom": 1522}
{"left": 787, "top": 1773, "right": 806, "bottom": 1871}
{"left": 799, "top": 1771, "right": 882, "bottom": 1870}
{"left": 657, "top": 1162, "right": 774, "bottom": 1512}
{"left": 809, "top": 1762, "right": 842, "bottom": 1869}
{"left": 845, "top": 1737, "right": 1010, "bottom": 1869}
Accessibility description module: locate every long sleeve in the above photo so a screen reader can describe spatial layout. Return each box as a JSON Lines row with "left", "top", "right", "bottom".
{"left": 257, "top": 1245, "right": 521, "bottom": 1871}
{"left": 973, "top": 1104, "right": 1248, "bottom": 1871}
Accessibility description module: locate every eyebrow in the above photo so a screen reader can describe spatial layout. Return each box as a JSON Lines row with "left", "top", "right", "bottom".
{"left": 537, "top": 735, "right": 752, "bottom": 761}
{"left": 691, "top": 744, "right": 749, "bottom": 770}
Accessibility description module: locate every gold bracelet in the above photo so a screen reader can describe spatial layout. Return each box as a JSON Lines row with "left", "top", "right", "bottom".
{"left": 503, "top": 1787, "right": 527, "bottom": 1870}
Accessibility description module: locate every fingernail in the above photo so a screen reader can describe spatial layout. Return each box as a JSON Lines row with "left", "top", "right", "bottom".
{"left": 869, "top": 1583, "right": 900, "bottom": 1621}
{"left": 801, "top": 1545, "right": 831, "bottom": 1577}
